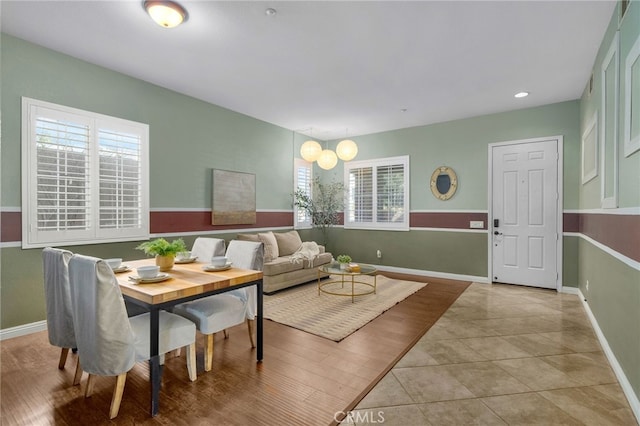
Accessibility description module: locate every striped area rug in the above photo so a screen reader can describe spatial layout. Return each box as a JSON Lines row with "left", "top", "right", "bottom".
{"left": 264, "top": 275, "right": 427, "bottom": 341}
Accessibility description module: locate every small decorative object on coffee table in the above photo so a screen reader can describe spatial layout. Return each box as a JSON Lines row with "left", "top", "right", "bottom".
{"left": 336, "top": 254, "right": 352, "bottom": 270}
{"left": 318, "top": 262, "right": 377, "bottom": 303}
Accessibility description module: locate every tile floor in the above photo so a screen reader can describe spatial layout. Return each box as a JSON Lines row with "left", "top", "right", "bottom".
{"left": 350, "top": 282, "right": 638, "bottom": 425}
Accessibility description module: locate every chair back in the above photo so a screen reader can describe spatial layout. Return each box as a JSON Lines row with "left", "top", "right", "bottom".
{"left": 225, "top": 240, "right": 263, "bottom": 270}
{"left": 68, "top": 254, "right": 136, "bottom": 376}
{"left": 225, "top": 240, "right": 263, "bottom": 319}
{"left": 192, "top": 237, "right": 226, "bottom": 263}
{"left": 42, "top": 247, "right": 75, "bottom": 349}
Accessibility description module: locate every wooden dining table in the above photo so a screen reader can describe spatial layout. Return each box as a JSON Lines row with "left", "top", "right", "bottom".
{"left": 115, "top": 258, "right": 264, "bottom": 417}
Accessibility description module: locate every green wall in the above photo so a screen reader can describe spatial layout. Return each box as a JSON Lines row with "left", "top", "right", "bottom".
{"left": 305, "top": 101, "right": 582, "bottom": 282}
{"left": 302, "top": 101, "right": 582, "bottom": 211}
{"left": 1, "top": 33, "right": 585, "bottom": 329}
{"left": 1, "top": 34, "right": 295, "bottom": 210}
{"left": 0, "top": 34, "right": 297, "bottom": 328}
{"left": 577, "top": 1, "right": 640, "bottom": 402}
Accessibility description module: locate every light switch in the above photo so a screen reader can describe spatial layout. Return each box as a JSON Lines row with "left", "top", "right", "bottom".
{"left": 470, "top": 221, "right": 484, "bottom": 229}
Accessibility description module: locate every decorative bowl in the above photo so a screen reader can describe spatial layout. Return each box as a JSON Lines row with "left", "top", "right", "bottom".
{"left": 137, "top": 265, "right": 160, "bottom": 278}
{"left": 210, "top": 256, "right": 228, "bottom": 267}
{"left": 105, "top": 258, "right": 122, "bottom": 269}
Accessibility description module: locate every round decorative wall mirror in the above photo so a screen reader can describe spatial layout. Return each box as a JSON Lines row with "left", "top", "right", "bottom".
{"left": 430, "top": 166, "right": 458, "bottom": 200}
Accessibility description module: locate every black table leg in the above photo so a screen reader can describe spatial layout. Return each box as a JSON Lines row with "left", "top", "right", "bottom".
{"left": 149, "top": 307, "right": 161, "bottom": 416}
{"left": 257, "top": 279, "right": 263, "bottom": 361}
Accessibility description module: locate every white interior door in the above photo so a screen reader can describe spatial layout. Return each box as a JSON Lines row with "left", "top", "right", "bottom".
{"left": 491, "top": 139, "right": 559, "bottom": 289}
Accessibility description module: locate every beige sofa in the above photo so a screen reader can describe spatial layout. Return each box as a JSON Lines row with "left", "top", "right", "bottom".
{"left": 237, "top": 230, "right": 332, "bottom": 294}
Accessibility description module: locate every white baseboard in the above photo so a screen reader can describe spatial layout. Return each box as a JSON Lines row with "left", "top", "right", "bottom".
{"left": 578, "top": 290, "right": 640, "bottom": 424}
{"left": 0, "top": 320, "right": 47, "bottom": 341}
{"left": 560, "top": 286, "right": 580, "bottom": 295}
{"left": 374, "top": 264, "right": 490, "bottom": 283}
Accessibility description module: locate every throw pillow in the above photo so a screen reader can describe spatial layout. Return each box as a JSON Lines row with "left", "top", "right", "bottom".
{"left": 274, "top": 230, "right": 303, "bottom": 256}
{"left": 258, "top": 231, "right": 279, "bottom": 262}
{"left": 237, "top": 233, "right": 260, "bottom": 242}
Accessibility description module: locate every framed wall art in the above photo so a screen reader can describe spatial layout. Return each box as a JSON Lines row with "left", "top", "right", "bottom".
{"left": 212, "top": 169, "right": 256, "bottom": 225}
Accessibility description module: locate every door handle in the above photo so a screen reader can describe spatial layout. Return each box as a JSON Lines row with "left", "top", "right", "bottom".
{"left": 494, "top": 231, "right": 502, "bottom": 235}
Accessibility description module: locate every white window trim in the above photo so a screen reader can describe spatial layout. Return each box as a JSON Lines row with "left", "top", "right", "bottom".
{"left": 293, "top": 157, "right": 312, "bottom": 229}
{"left": 21, "top": 97, "right": 150, "bottom": 248}
{"left": 344, "top": 155, "right": 410, "bottom": 231}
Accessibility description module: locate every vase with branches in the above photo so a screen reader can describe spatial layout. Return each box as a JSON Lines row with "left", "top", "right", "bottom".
{"left": 294, "top": 177, "right": 344, "bottom": 247}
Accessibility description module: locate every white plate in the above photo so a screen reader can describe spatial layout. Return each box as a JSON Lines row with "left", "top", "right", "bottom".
{"left": 202, "top": 262, "right": 232, "bottom": 272}
{"left": 175, "top": 257, "right": 198, "bottom": 264}
{"left": 112, "top": 265, "right": 131, "bottom": 273}
{"left": 128, "top": 273, "right": 171, "bottom": 283}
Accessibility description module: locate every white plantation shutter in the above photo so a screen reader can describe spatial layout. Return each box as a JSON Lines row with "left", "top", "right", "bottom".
{"left": 344, "top": 156, "right": 409, "bottom": 230}
{"left": 22, "top": 98, "right": 149, "bottom": 248}
{"left": 348, "top": 166, "right": 373, "bottom": 223}
{"left": 98, "top": 126, "right": 143, "bottom": 234}
{"left": 294, "top": 158, "right": 312, "bottom": 228}
{"left": 376, "top": 163, "right": 405, "bottom": 224}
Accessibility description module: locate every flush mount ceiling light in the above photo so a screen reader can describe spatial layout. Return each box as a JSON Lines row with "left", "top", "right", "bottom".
{"left": 514, "top": 91, "right": 529, "bottom": 98}
{"left": 144, "top": 1, "right": 188, "bottom": 28}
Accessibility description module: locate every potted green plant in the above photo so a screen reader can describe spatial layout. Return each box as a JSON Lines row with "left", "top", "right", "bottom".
{"left": 136, "top": 238, "right": 187, "bottom": 272}
{"left": 336, "top": 254, "right": 352, "bottom": 270}
{"left": 293, "top": 177, "right": 344, "bottom": 249}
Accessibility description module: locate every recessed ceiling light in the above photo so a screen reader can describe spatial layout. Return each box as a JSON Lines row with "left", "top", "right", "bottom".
{"left": 265, "top": 8, "right": 277, "bottom": 16}
{"left": 514, "top": 91, "right": 529, "bottom": 98}
{"left": 400, "top": 108, "right": 407, "bottom": 112}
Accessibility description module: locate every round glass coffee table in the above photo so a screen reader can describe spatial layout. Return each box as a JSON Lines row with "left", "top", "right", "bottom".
{"left": 317, "top": 263, "right": 377, "bottom": 303}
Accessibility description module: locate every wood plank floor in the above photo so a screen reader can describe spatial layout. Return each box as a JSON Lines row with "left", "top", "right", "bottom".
{"left": 0, "top": 275, "right": 469, "bottom": 425}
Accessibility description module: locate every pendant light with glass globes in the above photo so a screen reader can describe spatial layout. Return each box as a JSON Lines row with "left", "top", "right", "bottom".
{"left": 299, "top": 129, "right": 358, "bottom": 170}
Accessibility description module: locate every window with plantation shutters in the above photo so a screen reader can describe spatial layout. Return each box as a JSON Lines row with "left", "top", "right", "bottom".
{"left": 294, "top": 158, "right": 312, "bottom": 228}
{"left": 344, "top": 156, "right": 409, "bottom": 230}
{"left": 22, "top": 97, "right": 149, "bottom": 248}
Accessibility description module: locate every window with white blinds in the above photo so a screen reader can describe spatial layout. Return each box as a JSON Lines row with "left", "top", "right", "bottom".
{"left": 344, "top": 156, "right": 409, "bottom": 230}
{"left": 294, "top": 158, "right": 312, "bottom": 228}
{"left": 22, "top": 97, "right": 149, "bottom": 248}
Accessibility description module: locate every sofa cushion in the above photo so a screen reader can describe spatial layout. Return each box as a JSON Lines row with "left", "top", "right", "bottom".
{"left": 258, "top": 231, "right": 279, "bottom": 262}
{"left": 237, "top": 233, "right": 260, "bottom": 243}
{"left": 274, "top": 230, "right": 303, "bottom": 256}
{"left": 262, "top": 257, "right": 303, "bottom": 276}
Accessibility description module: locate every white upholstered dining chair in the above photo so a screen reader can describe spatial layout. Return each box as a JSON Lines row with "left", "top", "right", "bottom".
{"left": 172, "top": 240, "right": 263, "bottom": 372}
{"left": 42, "top": 247, "right": 83, "bottom": 385}
{"left": 68, "top": 254, "right": 197, "bottom": 419}
{"left": 191, "top": 237, "right": 226, "bottom": 263}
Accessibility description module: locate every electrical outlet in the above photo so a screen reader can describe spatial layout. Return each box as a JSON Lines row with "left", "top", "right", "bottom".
{"left": 586, "top": 280, "right": 589, "bottom": 291}
{"left": 470, "top": 221, "right": 484, "bottom": 229}
{"left": 376, "top": 250, "right": 382, "bottom": 258}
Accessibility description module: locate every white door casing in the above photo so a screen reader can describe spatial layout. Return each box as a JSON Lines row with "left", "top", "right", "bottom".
{"left": 489, "top": 137, "right": 562, "bottom": 290}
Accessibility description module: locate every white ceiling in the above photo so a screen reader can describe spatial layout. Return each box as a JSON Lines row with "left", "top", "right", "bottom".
{"left": 1, "top": 1, "right": 616, "bottom": 140}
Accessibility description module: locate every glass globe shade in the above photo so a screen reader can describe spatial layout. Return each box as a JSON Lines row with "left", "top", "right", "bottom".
{"left": 145, "top": 1, "right": 187, "bottom": 28}
{"left": 300, "top": 140, "right": 322, "bottom": 162}
{"left": 336, "top": 139, "right": 358, "bottom": 161}
{"left": 317, "top": 149, "right": 338, "bottom": 170}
